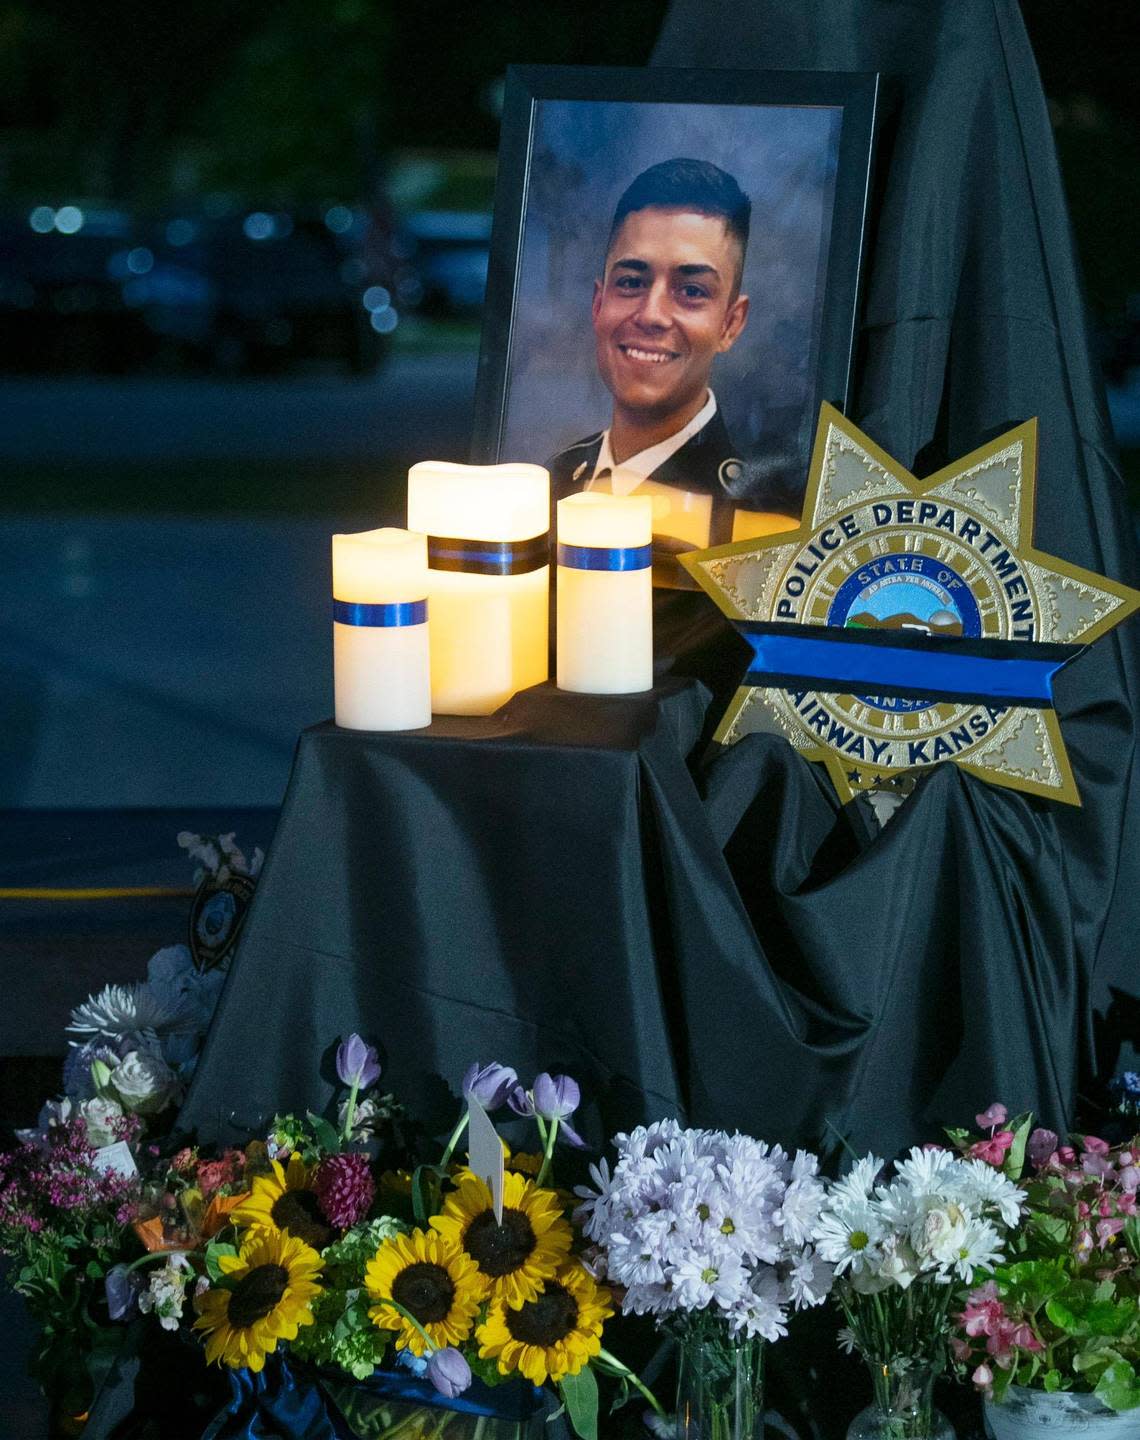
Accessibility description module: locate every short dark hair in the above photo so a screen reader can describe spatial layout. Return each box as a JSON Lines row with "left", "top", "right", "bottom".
{"left": 606, "top": 158, "right": 751, "bottom": 267}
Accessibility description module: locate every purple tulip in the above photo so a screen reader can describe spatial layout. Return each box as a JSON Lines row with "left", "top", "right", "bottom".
{"left": 105, "top": 1263, "right": 139, "bottom": 1321}
{"left": 507, "top": 1082, "right": 535, "bottom": 1117}
{"left": 336, "top": 1034, "right": 382, "bottom": 1091}
{"left": 462, "top": 1061, "right": 518, "bottom": 1112}
{"left": 1027, "top": 1127, "right": 1058, "bottom": 1168}
{"left": 427, "top": 1346, "right": 472, "bottom": 1399}
{"left": 533, "top": 1072, "right": 580, "bottom": 1121}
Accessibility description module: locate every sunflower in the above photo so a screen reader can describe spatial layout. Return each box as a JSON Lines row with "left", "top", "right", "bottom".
{"left": 431, "top": 1171, "right": 573, "bottom": 1308}
{"left": 193, "top": 1228, "right": 324, "bottom": 1372}
{"left": 477, "top": 1261, "right": 613, "bottom": 1385}
{"left": 230, "top": 1153, "right": 335, "bottom": 1252}
{"left": 365, "top": 1227, "right": 483, "bottom": 1355}
{"left": 506, "top": 1151, "right": 543, "bottom": 1177}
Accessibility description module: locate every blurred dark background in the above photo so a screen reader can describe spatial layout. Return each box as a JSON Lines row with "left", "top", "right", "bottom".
{"left": 0, "top": 0, "right": 1135, "bottom": 807}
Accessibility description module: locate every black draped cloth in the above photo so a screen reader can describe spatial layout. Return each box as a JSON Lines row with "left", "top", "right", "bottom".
{"left": 182, "top": 0, "right": 1139, "bottom": 1161}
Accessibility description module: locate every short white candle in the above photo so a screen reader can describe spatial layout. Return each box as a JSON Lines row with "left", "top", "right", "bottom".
{"left": 557, "top": 492, "right": 653, "bottom": 694}
{"left": 407, "top": 461, "right": 550, "bottom": 716}
{"left": 332, "top": 527, "right": 431, "bottom": 731}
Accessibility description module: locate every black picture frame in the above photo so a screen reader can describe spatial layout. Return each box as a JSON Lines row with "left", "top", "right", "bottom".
{"left": 471, "top": 64, "right": 879, "bottom": 517}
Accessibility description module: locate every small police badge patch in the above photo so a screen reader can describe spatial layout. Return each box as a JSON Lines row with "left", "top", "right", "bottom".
{"left": 188, "top": 872, "right": 256, "bottom": 971}
{"left": 681, "top": 404, "right": 1140, "bottom": 805}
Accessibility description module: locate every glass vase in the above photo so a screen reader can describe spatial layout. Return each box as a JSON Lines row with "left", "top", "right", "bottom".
{"left": 675, "top": 1329, "right": 765, "bottom": 1440}
{"left": 846, "top": 1358, "right": 953, "bottom": 1440}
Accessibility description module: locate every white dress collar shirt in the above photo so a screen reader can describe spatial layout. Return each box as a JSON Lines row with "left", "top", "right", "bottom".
{"left": 588, "top": 391, "right": 718, "bottom": 497}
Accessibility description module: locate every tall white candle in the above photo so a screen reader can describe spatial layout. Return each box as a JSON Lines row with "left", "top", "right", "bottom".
{"left": 332, "top": 527, "right": 431, "bottom": 731}
{"left": 407, "top": 461, "right": 550, "bottom": 716}
{"left": 557, "top": 493, "right": 653, "bottom": 694}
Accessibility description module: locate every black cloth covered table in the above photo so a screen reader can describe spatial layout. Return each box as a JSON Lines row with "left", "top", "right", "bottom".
{"left": 183, "top": 667, "right": 1089, "bottom": 1161}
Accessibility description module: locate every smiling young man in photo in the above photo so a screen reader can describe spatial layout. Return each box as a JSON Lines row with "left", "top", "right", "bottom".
{"left": 549, "top": 158, "right": 793, "bottom": 588}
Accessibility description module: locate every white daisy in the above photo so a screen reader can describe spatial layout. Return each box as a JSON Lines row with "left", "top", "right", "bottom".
{"left": 892, "top": 1145, "right": 957, "bottom": 1198}
{"left": 939, "top": 1215, "right": 1004, "bottom": 1283}
{"left": 814, "top": 1194, "right": 884, "bottom": 1277}
{"left": 950, "top": 1159, "right": 1025, "bottom": 1229}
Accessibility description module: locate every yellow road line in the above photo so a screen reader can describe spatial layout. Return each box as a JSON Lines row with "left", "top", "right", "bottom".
{"left": 0, "top": 886, "right": 196, "bottom": 900}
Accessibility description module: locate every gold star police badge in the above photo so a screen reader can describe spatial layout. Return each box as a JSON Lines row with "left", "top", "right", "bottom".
{"left": 681, "top": 404, "right": 1140, "bottom": 806}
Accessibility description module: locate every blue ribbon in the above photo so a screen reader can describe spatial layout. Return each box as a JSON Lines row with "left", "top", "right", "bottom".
{"left": 557, "top": 542, "right": 652, "bottom": 572}
{"left": 332, "top": 599, "right": 427, "bottom": 628}
{"left": 201, "top": 1357, "right": 545, "bottom": 1440}
{"left": 738, "top": 622, "right": 1081, "bottom": 707}
{"left": 201, "top": 1356, "right": 350, "bottom": 1440}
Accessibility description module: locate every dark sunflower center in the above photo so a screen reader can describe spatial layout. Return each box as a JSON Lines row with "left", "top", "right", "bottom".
{"left": 270, "top": 1189, "right": 334, "bottom": 1251}
{"left": 465, "top": 1206, "right": 537, "bottom": 1277}
{"left": 505, "top": 1283, "right": 579, "bottom": 1346}
{"left": 391, "top": 1262, "right": 456, "bottom": 1324}
{"left": 228, "top": 1263, "right": 289, "bottom": 1329}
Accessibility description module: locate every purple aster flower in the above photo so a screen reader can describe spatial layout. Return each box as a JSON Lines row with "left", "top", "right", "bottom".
{"left": 462, "top": 1062, "right": 518, "bottom": 1112}
{"left": 427, "top": 1346, "right": 472, "bottom": 1399}
{"left": 336, "top": 1034, "right": 382, "bottom": 1091}
{"left": 1027, "top": 1127, "right": 1058, "bottom": 1168}
{"left": 314, "top": 1152, "right": 376, "bottom": 1229}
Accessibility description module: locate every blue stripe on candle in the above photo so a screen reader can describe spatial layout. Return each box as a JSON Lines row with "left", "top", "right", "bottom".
{"left": 557, "top": 542, "right": 653, "bottom": 572}
{"left": 333, "top": 598, "right": 428, "bottom": 627}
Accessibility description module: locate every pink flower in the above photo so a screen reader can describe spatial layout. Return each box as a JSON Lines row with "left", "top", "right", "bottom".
{"left": 1074, "top": 1227, "right": 1095, "bottom": 1260}
{"left": 1058, "top": 1146, "right": 1077, "bottom": 1164}
{"left": 1027, "top": 1128, "right": 1058, "bottom": 1168}
{"left": 1096, "top": 1217, "right": 1125, "bottom": 1246}
{"left": 314, "top": 1152, "right": 375, "bottom": 1230}
{"left": 1008, "top": 1323, "right": 1042, "bottom": 1353}
{"left": 972, "top": 1363, "right": 994, "bottom": 1392}
{"left": 960, "top": 1283, "right": 1005, "bottom": 1338}
{"left": 970, "top": 1132, "right": 1015, "bottom": 1166}
{"left": 1084, "top": 1136, "right": 1110, "bottom": 1155}
{"left": 976, "top": 1103, "right": 1009, "bottom": 1131}
{"left": 950, "top": 1337, "right": 972, "bottom": 1362}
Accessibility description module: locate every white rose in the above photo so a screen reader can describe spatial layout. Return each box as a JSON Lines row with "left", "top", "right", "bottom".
{"left": 82, "top": 1095, "right": 124, "bottom": 1147}
{"left": 110, "top": 1050, "right": 178, "bottom": 1115}
{"left": 911, "top": 1205, "right": 965, "bottom": 1265}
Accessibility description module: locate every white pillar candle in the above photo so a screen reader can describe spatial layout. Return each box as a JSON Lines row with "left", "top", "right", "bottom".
{"left": 557, "top": 492, "right": 653, "bottom": 694}
{"left": 332, "top": 527, "right": 431, "bottom": 731}
{"left": 407, "top": 461, "right": 550, "bottom": 716}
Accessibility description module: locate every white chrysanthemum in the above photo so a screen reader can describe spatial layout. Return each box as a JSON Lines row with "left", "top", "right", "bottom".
{"left": 910, "top": 1204, "right": 968, "bottom": 1268}
{"left": 836, "top": 1326, "right": 859, "bottom": 1355}
{"left": 787, "top": 1246, "right": 833, "bottom": 1308}
{"left": 776, "top": 1172, "right": 827, "bottom": 1247}
{"left": 938, "top": 1215, "right": 1004, "bottom": 1283}
{"left": 672, "top": 1247, "right": 750, "bottom": 1312}
{"left": 814, "top": 1195, "right": 884, "bottom": 1277}
{"left": 67, "top": 983, "right": 188, "bottom": 1042}
{"left": 829, "top": 1154, "right": 884, "bottom": 1206}
{"left": 892, "top": 1145, "right": 957, "bottom": 1199}
{"left": 727, "top": 1269, "right": 789, "bottom": 1342}
{"left": 950, "top": 1159, "right": 1025, "bottom": 1228}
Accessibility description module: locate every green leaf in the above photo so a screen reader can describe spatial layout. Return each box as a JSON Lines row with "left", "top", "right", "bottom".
{"left": 306, "top": 1112, "right": 342, "bottom": 1156}
{"left": 205, "top": 1242, "right": 238, "bottom": 1283}
{"left": 1124, "top": 1217, "right": 1140, "bottom": 1261}
{"left": 560, "top": 1366, "right": 600, "bottom": 1440}
{"left": 1043, "top": 1369, "right": 1066, "bottom": 1392}
{"left": 1046, "top": 1298, "right": 1082, "bottom": 1334}
{"left": 1094, "top": 1360, "right": 1140, "bottom": 1411}
{"left": 1004, "top": 1112, "right": 1035, "bottom": 1180}
{"left": 411, "top": 1165, "right": 443, "bottom": 1227}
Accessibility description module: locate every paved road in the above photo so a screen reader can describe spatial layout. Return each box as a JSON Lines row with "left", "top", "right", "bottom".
{"left": 0, "top": 351, "right": 477, "bottom": 466}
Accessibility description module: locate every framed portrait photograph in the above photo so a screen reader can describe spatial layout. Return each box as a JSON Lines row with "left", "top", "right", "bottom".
{"left": 471, "top": 65, "right": 879, "bottom": 588}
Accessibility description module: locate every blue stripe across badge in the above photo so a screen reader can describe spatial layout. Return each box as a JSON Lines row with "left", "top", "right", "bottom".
{"left": 332, "top": 598, "right": 428, "bottom": 628}
{"left": 557, "top": 542, "right": 653, "bottom": 572}
{"left": 739, "top": 623, "right": 1081, "bottom": 708}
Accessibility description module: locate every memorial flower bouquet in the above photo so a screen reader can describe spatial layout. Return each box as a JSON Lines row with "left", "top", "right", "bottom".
{"left": 818, "top": 1113, "right": 1025, "bottom": 1438}
{"left": 948, "top": 1110, "right": 1140, "bottom": 1412}
{"left": 141, "top": 1048, "right": 660, "bottom": 1440}
{"left": 577, "top": 1120, "right": 832, "bottom": 1439}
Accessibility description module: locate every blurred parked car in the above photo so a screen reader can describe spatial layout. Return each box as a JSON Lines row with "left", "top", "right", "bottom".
{"left": 0, "top": 207, "right": 160, "bottom": 372}
{"left": 395, "top": 210, "right": 490, "bottom": 319}
{"left": 0, "top": 202, "right": 398, "bottom": 375}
